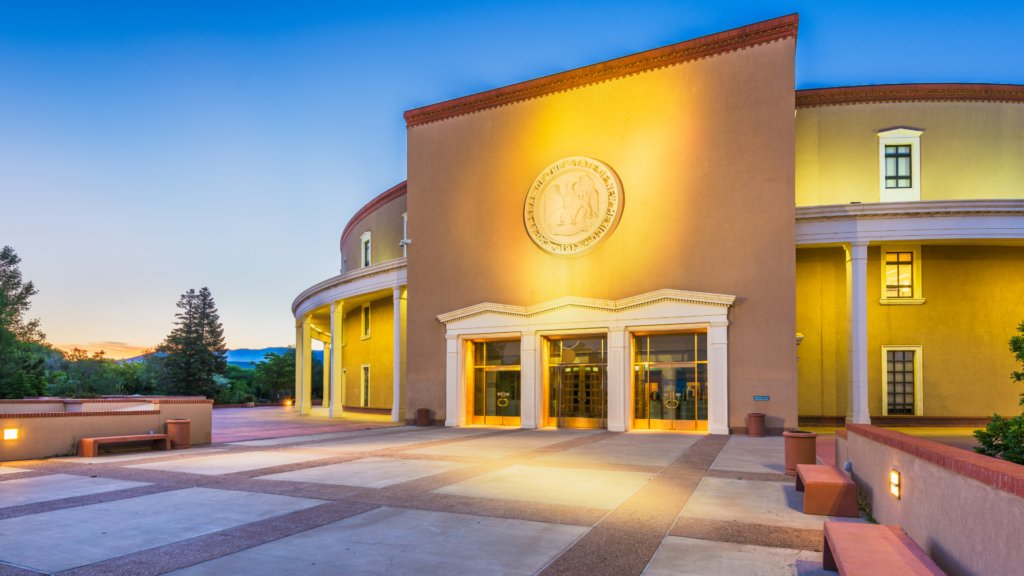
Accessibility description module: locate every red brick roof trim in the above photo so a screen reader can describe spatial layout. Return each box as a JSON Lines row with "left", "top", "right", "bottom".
{"left": 1, "top": 410, "right": 161, "bottom": 419}
{"left": 847, "top": 424, "right": 1024, "bottom": 499}
{"left": 797, "top": 83, "right": 1024, "bottom": 108}
{"left": 339, "top": 181, "right": 408, "bottom": 252}
{"left": 403, "top": 14, "right": 800, "bottom": 128}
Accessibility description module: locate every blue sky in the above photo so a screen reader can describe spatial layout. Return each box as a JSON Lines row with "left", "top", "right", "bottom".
{"left": 2, "top": 1, "right": 1022, "bottom": 356}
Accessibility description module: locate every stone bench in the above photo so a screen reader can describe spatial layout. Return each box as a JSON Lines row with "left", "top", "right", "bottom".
{"left": 823, "top": 521, "right": 946, "bottom": 575}
{"left": 796, "top": 463, "right": 858, "bottom": 517}
{"left": 77, "top": 434, "right": 171, "bottom": 457}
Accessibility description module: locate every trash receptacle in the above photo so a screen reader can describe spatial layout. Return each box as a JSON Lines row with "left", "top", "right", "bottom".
{"left": 416, "top": 408, "right": 430, "bottom": 427}
{"left": 166, "top": 419, "right": 191, "bottom": 449}
{"left": 783, "top": 430, "right": 818, "bottom": 475}
{"left": 747, "top": 413, "right": 766, "bottom": 437}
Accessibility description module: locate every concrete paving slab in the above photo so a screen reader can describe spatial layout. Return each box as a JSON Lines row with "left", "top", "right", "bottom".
{"left": 306, "top": 426, "right": 498, "bottom": 452}
{"left": 227, "top": 427, "right": 410, "bottom": 446}
{"left": 53, "top": 446, "right": 226, "bottom": 464}
{"left": 538, "top": 431, "right": 701, "bottom": 466}
{"left": 433, "top": 464, "right": 652, "bottom": 508}
{"left": 0, "top": 487, "right": 324, "bottom": 573}
{"left": 0, "top": 474, "right": 149, "bottom": 509}
{"left": 167, "top": 506, "right": 587, "bottom": 576}
{"left": 680, "top": 477, "right": 864, "bottom": 530}
{"left": 257, "top": 457, "right": 469, "bottom": 488}
{"left": 710, "top": 436, "right": 787, "bottom": 474}
{"left": 644, "top": 536, "right": 828, "bottom": 575}
{"left": 407, "top": 428, "right": 601, "bottom": 459}
{"left": 0, "top": 466, "right": 30, "bottom": 475}
{"left": 126, "top": 450, "right": 326, "bottom": 475}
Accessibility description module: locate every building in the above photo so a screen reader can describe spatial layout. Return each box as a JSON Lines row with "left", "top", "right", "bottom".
{"left": 290, "top": 14, "right": 1024, "bottom": 434}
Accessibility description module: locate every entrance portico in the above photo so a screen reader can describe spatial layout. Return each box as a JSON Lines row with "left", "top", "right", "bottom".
{"left": 439, "top": 289, "right": 735, "bottom": 434}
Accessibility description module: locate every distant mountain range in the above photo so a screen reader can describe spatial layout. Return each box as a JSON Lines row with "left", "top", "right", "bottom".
{"left": 125, "top": 347, "right": 321, "bottom": 369}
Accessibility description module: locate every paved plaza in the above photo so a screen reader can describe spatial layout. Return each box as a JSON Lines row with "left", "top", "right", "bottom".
{"left": 0, "top": 408, "right": 871, "bottom": 575}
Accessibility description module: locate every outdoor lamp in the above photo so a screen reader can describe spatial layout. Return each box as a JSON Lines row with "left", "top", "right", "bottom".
{"left": 3, "top": 428, "right": 17, "bottom": 440}
{"left": 890, "top": 470, "right": 900, "bottom": 498}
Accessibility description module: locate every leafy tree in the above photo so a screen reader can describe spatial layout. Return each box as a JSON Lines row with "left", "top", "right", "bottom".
{"left": 0, "top": 246, "right": 45, "bottom": 343}
{"left": 157, "top": 288, "right": 227, "bottom": 398}
{"left": 253, "top": 348, "right": 295, "bottom": 402}
{"left": 974, "top": 321, "right": 1024, "bottom": 464}
{"left": 0, "top": 327, "right": 47, "bottom": 398}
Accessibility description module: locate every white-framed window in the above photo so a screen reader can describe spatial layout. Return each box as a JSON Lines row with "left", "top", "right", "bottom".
{"left": 361, "top": 304, "right": 371, "bottom": 340}
{"left": 877, "top": 128, "right": 923, "bottom": 202}
{"left": 360, "top": 364, "right": 370, "bottom": 407}
{"left": 360, "top": 231, "right": 372, "bottom": 267}
{"left": 882, "top": 346, "right": 923, "bottom": 416}
{"left": 879, "top": 244, "right": 925, "bottom": 305}
{"left": 402, "top": 212, "right": 408, "bottom": 258}
{"left": 342, "top": 253, "right": 347, "bottom": 274}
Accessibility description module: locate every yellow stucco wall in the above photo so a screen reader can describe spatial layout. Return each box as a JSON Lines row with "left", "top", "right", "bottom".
{"left": 341, "top": 194, "right": 407, "bottom": 271}
{"left": 797, "top": 245, "right": 1024, "bottom": 417}
{"left": 796, "top": 101, "right": 1024, "bottom": 206}
{"left": 341, "top": 295, "right": 395, "bottom": 409}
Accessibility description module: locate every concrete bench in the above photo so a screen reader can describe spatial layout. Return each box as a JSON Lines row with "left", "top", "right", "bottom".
{"left": 795, "top": 464, "right": 858, "bottom": 517}
{"left": 823, "top": 521, "right": 946, "bottom": 575}
{"left": 78, "top": 434, "right": 171, "bottom": 457}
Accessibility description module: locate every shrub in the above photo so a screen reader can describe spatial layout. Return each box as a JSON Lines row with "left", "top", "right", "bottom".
{"left": 973, "top": 393, "right": 1024, "bottom": 465}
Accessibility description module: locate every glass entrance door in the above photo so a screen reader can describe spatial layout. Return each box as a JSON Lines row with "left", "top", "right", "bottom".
{"left": 633, "top": 333, "right": 708, "bottom": 431}
{"left": 547, "top": 336, "right": 606, "bottom": 429}
{"left": 471, "top": 340, "right": 521, "bottom": 426}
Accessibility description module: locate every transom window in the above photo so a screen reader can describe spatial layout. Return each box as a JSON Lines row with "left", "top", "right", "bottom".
{"left": 885, "top": 145, "right": 912, "bottom": 189}
{"left": 885, "top": 252, "right": 914, "bottom": 298}
{"left": 887, "top": 350, "right": 915, "bottom": 415}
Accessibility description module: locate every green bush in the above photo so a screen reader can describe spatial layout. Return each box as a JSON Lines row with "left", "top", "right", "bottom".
{"left": 974, "top": 393, "right": 1024, "bottom": 465}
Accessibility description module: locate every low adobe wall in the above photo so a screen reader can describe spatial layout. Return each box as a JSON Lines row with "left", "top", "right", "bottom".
{"left": 838, "top": 424, "right": 1024, "bottom": 576}
{"left": 0, "top": 399, "right": 212, "bottom": 462}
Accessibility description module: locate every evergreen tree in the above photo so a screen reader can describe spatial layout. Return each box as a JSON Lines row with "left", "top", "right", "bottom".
{"left": 0, "top": 246, "right": 48, "bottom": 398}
{"left": 158, "top": 287, "right": 227, "bottom": 397}
{"left": 0, "top": 246, "right": 45, "bottom": 343}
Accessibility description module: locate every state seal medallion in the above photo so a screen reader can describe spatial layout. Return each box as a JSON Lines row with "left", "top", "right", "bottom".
{"left": 523, "top": 157, "right": 623, "bottom": 257}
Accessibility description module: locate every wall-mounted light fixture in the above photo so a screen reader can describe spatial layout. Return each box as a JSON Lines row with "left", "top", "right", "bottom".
{"left": 890, "top": 470, "right": 901, "bottom": 499}
{"left": 3, "top": 428, "right": 18, "bottom": 440}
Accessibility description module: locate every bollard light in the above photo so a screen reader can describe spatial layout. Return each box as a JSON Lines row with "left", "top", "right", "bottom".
{"left": 3, "top": 428, "right": 17, "bottom": 440}
{"left": 890, "top": 470, "right": 900, "bottom": 499}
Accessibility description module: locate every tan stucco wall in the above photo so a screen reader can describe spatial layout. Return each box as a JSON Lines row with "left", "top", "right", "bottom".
{"left": 796, "top": 101, "right": 1024, "bottom": 206}
{"left": 342, "top": 295, "right": 395, "bottom": 409}
{"left": 797, "top": 245, "right": 1024, "bottom": 417}
{"left": 407, "top": 39, "right": 798, "bottom": 429}
{"left": 341, "top": 194, "right": 407, "bottom": 271}
{"left": 0, "top": 402, "right": 212, "bottom": 462}
{"left": 846, "top": 431, "right": 1024, "bottom": 576}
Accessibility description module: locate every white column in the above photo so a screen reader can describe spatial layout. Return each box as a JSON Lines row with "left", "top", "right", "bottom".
{"left": 299, "top": 315, "right": 313, "bottom": 415}
{"left": 294, "top": 322, "right": 303, "bottom": 412}
{"left": 445, "top": 334, "right": 459, "bottom": 427}
{"left": 520, "top": 331, "right": 537, "bottom": 429}
{"left": 607, "top": 328, "right": 627, "bottom": 432}
{"left": 845, "top": 241, "right": 871, "bottom": 424}
{"left": 708, "top": 320, "right": 730, "bottom": 435}
{"left": 329, "top": 301, "right": 344, "bottom": 418}
{"left": 321, "top": 335, "right": 331, "bottom": 409}
{"left": 392, "top": 287, "right": 404, "bottom": 423}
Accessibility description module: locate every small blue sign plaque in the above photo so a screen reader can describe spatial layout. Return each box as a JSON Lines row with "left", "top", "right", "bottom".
{"left": 753, "top": 396, "right": 770, "bottom": 401}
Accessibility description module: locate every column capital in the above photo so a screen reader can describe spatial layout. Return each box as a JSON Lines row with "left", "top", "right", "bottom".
{"left": 330, "top": 300, "right": 344, "bottom": 313}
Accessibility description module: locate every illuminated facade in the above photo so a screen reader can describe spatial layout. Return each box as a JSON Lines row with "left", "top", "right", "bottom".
{"left": 291, "top": 15, "right": 1024, "bottom": 433}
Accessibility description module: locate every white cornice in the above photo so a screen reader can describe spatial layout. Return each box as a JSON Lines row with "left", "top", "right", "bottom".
{"left": 292, "top": 257, "right": 407, "bottom": 317}
{"left": 796, "top": 199, "right": 1024, "bottom": 222}
{"left": 437, "top": 289, "right": 736, "bottom": 325}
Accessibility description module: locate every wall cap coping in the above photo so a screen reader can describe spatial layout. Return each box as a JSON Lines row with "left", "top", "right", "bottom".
{"left": 292, "top": 257, "right": 408, "bottom": 317}
{"left": 847, "top": 424, "right": 1024, "bottom": 499}
{"left": 1, "top": 410, "right": 162, "bottom": 419}
{"left": 836, "top": 429, "right": 848, "bottom": 441}
{"left": 1, "top": 398, "right": 209, "bottom": 404}
{"left": 403, "top": 14, "right": 799, "bottom": 128}
{"left": 797, "top": 83, "right": 1024, "bottom": 108}
{"left": 338, "top": 181, "right": 407, "bottom": 252}
{"left": 437, "top": 288, "right": 736, "bottom": 325}
{"left": 795, "top": 199, "right": 1024, "bottom": 222}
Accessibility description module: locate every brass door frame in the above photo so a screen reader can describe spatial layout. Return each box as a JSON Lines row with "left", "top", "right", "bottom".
{"left": 633, "top": 362, "right": 708, "bottom": 432}
{"left": 555, "top": 363, "right": 606, "bottom": 429}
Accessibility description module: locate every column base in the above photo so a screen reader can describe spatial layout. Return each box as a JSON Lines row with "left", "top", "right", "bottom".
{"left": 328, "top": 404, "right": 344, "bottom": 418}
{"left": 709, "top": 426, "right": 731, "bottom": 435}
{"left": 845, "top": 413, "right": 871, "bottom": 425}
{"left": 299, "top": 403, "right": 313, "bottom": 415}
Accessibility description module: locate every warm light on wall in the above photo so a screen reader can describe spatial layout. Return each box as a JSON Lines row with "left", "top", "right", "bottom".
{"left": 890, "top": 470, "right": 901, "bottom": 498}
{"left": 3, "top": 428, "right": 17, "bottom": 440}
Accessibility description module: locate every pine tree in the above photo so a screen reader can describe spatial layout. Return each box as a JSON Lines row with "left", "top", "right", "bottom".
{"left": 158, "top": 287, "right": 227, "bottom": 397}
{"left": 0, "top": 246, "right": 46, "bottom": 343}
